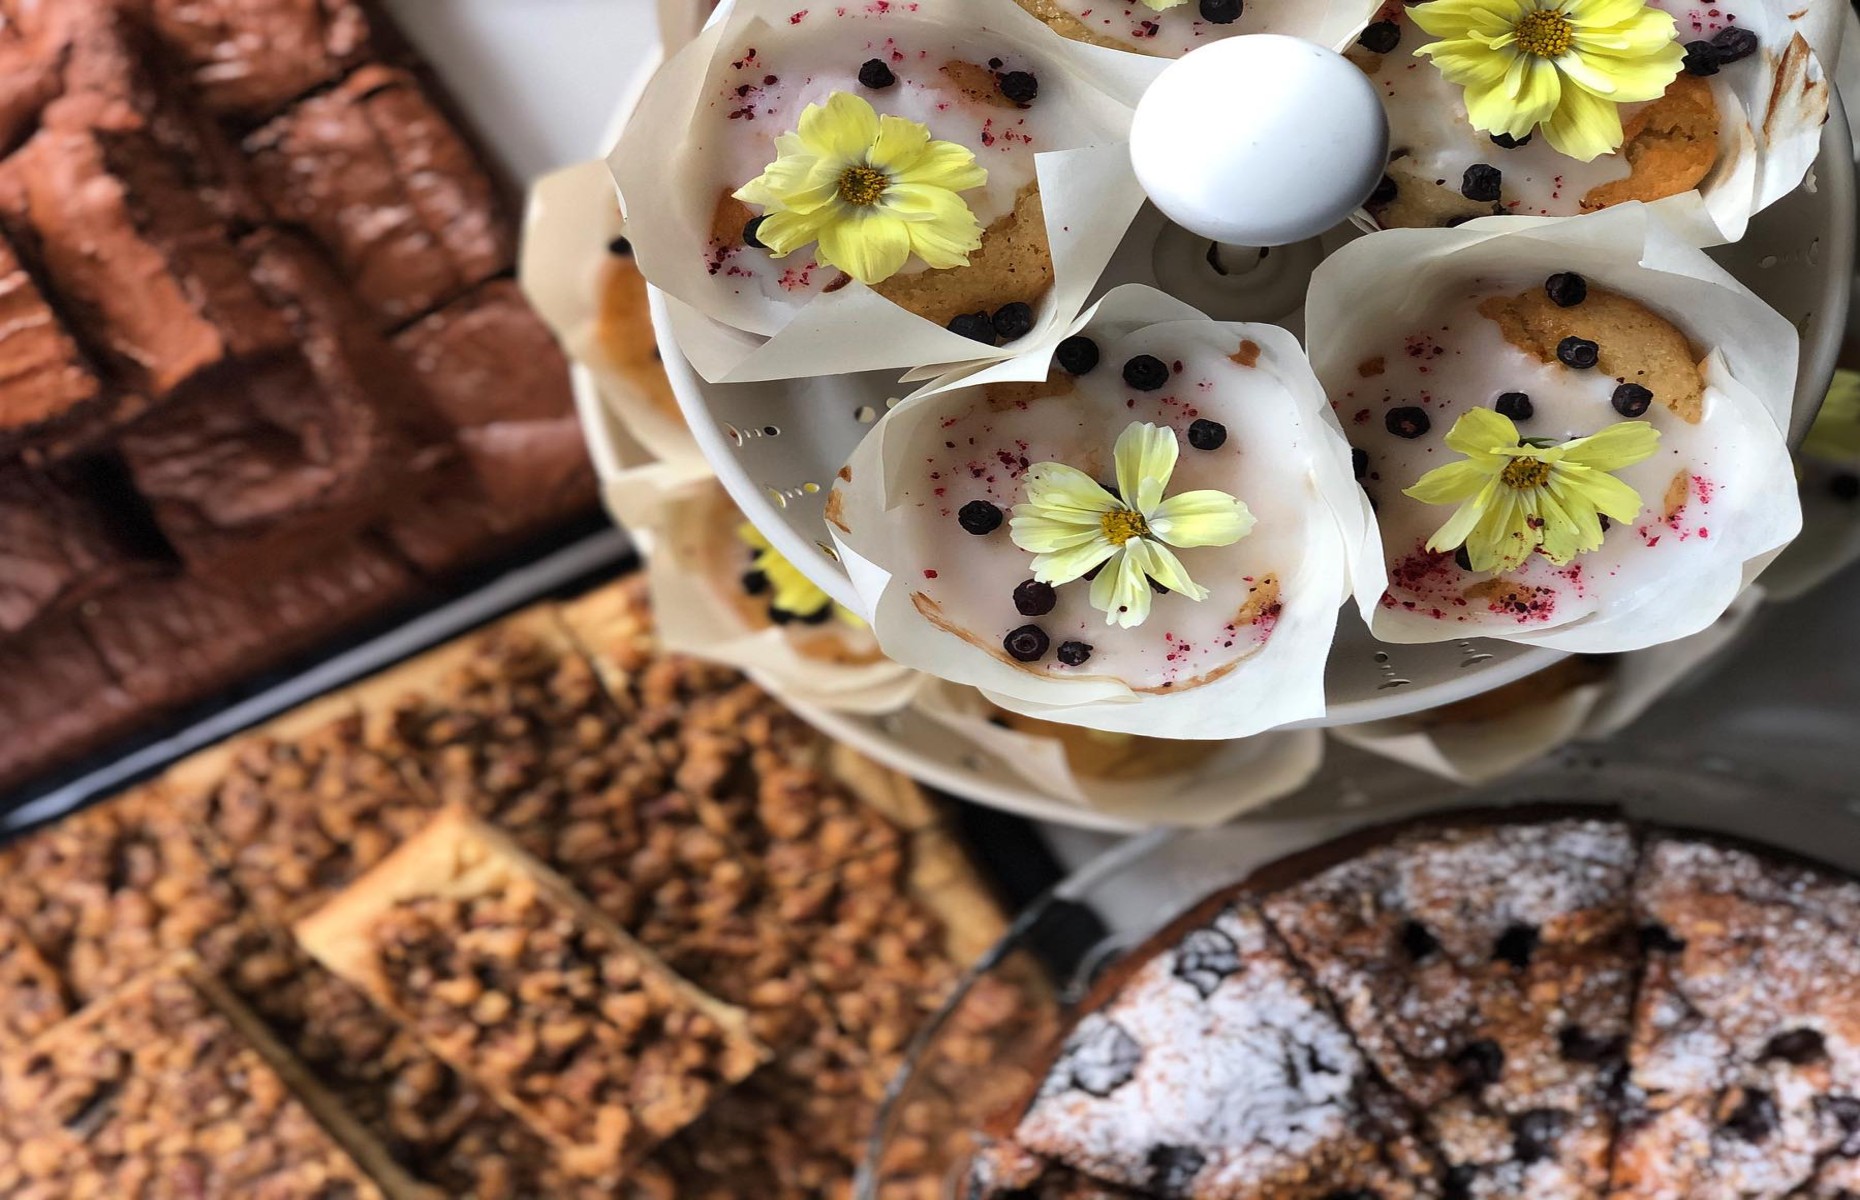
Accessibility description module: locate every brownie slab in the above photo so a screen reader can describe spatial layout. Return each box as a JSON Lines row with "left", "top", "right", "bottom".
{"left": 142, "top": 0, "right": 375, "bottom": 123}
{"left": 0, "top": 232, "right": 106, "bottom": 453}
{"left": 0, "top": 957, "right": 406, "bottom": 1200}
{"left": 1612, "top": 836, "right": 1860, "bottom": 1198}
{"left": 1262, "top": 818, "right": 1641, "bottom": 1199}
{"left": 0, "top": 613, "right": 139, "bottom": 793}
{"left": 0, "top": 461, "right": 162, "bottom": 635}
{"left": 294, "top": 808, "right": 769, "bottom": 1180}
{"left": 245, "top": 65, "right": 511, "bottom": 327}
{"left": 1012, "top": 899, "right": 1440, "bottom": 1199}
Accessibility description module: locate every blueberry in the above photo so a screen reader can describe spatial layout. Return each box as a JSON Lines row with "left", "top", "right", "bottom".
{"left": 1612, "top": 383, "right": 1653, "bottom": 417}
{"left": 1399, "top": 920, "right": 1439, "bottom": 961}
{"left": 1370, "top": 174, "right": 1398, "bottom": 206}
{"left": 800, "top": 604, "right": 832, "bottom": 625}
{"left": 1186, "top": 419, "right": 1227, "bottom": 451}
{"left": 1123, "top": 354, "right": 1170, "bottom": 391}
{"left": 1461, "top": 163, "right": 1502, "bottom": 203}
{"left": 1495, "top": 391, "right": 1533, "bottom": 421}
{"left": 1683, "top": 40, "right": 1722, "bottom": 75}
{"left": 769, "top": 606, "right": 796, "bottom": 625}
{"left": 1386, "top": 406, "right": 1431, "bottom": 439}
{"left": 1711, "top": 26, "right": 1759, "bottom": 64}
{"left": 1545, "top": 272, "right": 1588, "bottom": 307}
{"left": 1558, "top": 1027, "right": 1626, "bottom": 1066}
{"left": 1173, "top": 926, "right": 1241, "bottom": 997}
{"left": 958, "top": 500, "right": 1003, "bottom": 535}
{"left": 1198, "top": 0, "right": 1243, "bottom": 23}
{"left": 742, "top": 216, "right": 768, "bottom": 249}
{"left": 1494, "top": 923, "right": 1540, "bottom": 968}
{"left": 1723, "top": 1089, "right": 1779, "bottom": 1142}
{"left": 742, "top": 569, "right": 769, "bottom": 595}
{"left": 949, "top": 311, "right": 997, "bottom": 344}
{"left": 1004, "top": 624, "right": 1050, "bottom": 662}
{"left": 607, "top": 235, "right": 633, "bottom": 255}
{"left": 1146, "top": 1146, "right": 1206, "bottom": 1199}
{"left": 1512, "top": 1110, "right": 1565, "bottom": 1164}
{"left": 1056, "top": 335, "right": 1100, "bottom": 375}
{"left": 857, "top": 58, "right": 896, "bottom": 88}
{"left": 1358, "top": 20, "right": 1401, "bottom": 53}
{"left": 1490, "top": 131, "right": 1532, "bottom": 149}
{"left": 1557, "top": 336, "right": 1600, "bottom": 370}
{"left": 1352, "top": 446, "right": 1369, "bottom": 480}
{"left": 1762, "top": 1029, "right": 1828, "bottom": 1065}
{"left": 1013, "top": 579, "right": 1057, "bottom": 616}
{"left": 997, "top": 70, "right": 1038, "bottom": 105}
{"left": 1638, "top": 923, "right": 1687, "bottom": 953}
{"left": 1056, "top": 640, "right": 1093, "bottom": 666}
{"left": 1455, "top": 545, "right": 1473, "bottom": 572}
{"left": 1453, "top": 1040, "right": 1506, "bottom": 1091}
{"left": 992, "top": 301, "right": 1034, "bottom": 342}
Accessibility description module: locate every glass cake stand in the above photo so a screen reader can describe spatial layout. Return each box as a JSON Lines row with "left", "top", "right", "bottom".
{"left": 854, "top": 746, "right": 1860, "bottom": 1198}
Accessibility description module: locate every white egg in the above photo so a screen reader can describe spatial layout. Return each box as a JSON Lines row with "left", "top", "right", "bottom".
{"left": 1131, "top": 34, "right": 1389, "bottom": 247}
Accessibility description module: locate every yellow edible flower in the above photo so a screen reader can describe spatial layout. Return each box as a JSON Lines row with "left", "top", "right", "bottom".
{"left": 1410, "top": 0, "right": 1685, "bottom": 162}
{"left": 1404, "top": 408, "right": 1661, "bottom": 573}
{"left": 1010, "top": 422, "right": 1254, "bottom": 630}
{"left": 739, "top": 522, "right": 862, "bottom": 626}
{"left": 734, "top": 91, "right": 987, "bottom": 286}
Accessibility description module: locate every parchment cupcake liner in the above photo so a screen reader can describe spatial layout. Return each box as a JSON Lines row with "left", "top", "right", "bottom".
{"left": 1010, "top": 0, "right": 1381, "bottom": 59}
{"left": 913, "top": 679, "right": 1324, "bottom": 825}
{"left": 1308, "top": 203, "right": 1801, "bottom": 654}
{"left": 831, "top": 284, "right": 1383, "bottom": 739}
{"left": 612, "top": 0, "right": 1163, "bottom": 384}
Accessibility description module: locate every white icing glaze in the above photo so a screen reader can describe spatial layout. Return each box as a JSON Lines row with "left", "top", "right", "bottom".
{"left": 895, "top": 324, "right": 1333, "bottom": 691}
{"left": 1039, "top": 0, "right": 1356, "bottom": 58}
{"left": 1364, "top": 2, "right": 1751, "bottom": 219}
{"left": 1328, "top": 283, "right": 1731, "bottom": 634}
{"left": 688, "top": 8, "right": 1059, "bottom": 305}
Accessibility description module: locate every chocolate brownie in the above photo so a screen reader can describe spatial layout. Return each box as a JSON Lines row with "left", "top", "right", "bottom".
{"left": 0, "top": 232, "right": 107, "bottom": 453}
{"left": 0, "top": 613, "right": 138, "bottom": 792}
{"left": 245, "top": 65, "right": 512, "bottom": 326}
{"left": 1012, "top": 899, "right": 1440, "bottom": 1198}
{"left": 1262, "top": 819, "right": 1641, "bottom": 1198}
{"left": 1612, "top": 836, "right": 1860, "bottom": 1198}
{"left": 141, "top": 0, "right": 375, "bottom": 123}
{"left": 0, "top": 460, "right": 164, "bottom": 634}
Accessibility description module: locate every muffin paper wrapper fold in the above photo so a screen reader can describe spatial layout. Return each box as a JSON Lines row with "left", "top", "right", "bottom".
{"left": 608, "top": 467, "right": 921, "bottom": 715}
{"left": 1308, "top": 204, "right": 1802, "bottom": 655}
{"left": 831, "top": 284, "right": 1385, "bottom": 739}
{"left": 912, "top": 679, "right": 1324, "bottom": 825}
{"left": 611, "top": 0, "right": 1162, "bottom": 384}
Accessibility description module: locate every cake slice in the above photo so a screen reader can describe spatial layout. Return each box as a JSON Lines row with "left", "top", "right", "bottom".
{"left": 1611, "top": 836, "right": 1860, "bottom": 1198}
{"left": 0, "top": 954, "right": 416, "bottom": 1199}
{"left": 1261, "top": 817, "right": 1642, "bottom": 1198}
{"left": 1008, "top": 897, "right": 1440, "bottom": 1198}
{"left": 293, "top": 807, "right": 769, "bottom": 1181}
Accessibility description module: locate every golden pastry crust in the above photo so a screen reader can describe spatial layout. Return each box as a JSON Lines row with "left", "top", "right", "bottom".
{"left": 874, "top": 182, "right": 1055, "bottom": 328}
{"left": 596, "top": 247, "right": 682, "bottom": 426}
{"left": 1477, "top": 285, "right": 1706, "bottom": 423}
{"left": 1581, "top": 74, "right": 1720, "bottom": 212}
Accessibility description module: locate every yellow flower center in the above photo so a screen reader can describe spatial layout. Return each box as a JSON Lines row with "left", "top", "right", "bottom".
{"left": 1513, "top": 9, "right": 1574, "bottom": 58}
{"left": 837, "top": 164, "right": 889, "bottom": 206}
{"left": 1501, "top": 457, "right": 1554, "bottom": 490}
{"left": 1101, "top": 508, "right": 1151, "bottom": 547}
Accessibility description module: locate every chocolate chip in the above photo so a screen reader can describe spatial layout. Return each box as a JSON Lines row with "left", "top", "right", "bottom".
{"left": 1834, "top": 473, "right": 1860, "bottom": 502}
{"left": 1199, "top": 0, "right": 1243, "bottom": 22}
{"left": 1455, "top": 545, "right": 1473, "bottom": 571}
{"left": 1174, "top": 926, "right": 1242, "bottom": 998}
{"left": 1004, "top": 625, "right": 1049, "bottom": 662}
{"left": 1711, "top": 26, "right": 1759, "bottom": 64}
{"left": 1013, "top": 579, "right": 1057, "bottom": 616}
{"left": 1559, "top": 1027, "right": 1627, "bottom": 1065}
{"left": 1187, "top": 419, "right": 1227, "bottom": 451}
{"left": 998, "top": 70, "right": 1039, "bottom": 105}
{"left": 1512, "top": 1110, "right": 1565, "bottom": 1164}
{"left": 1352, "top": 446, "right": 1369, "bottom": 480}
{"left": 1147, "top": 1145, "right": 1206, "bottom": 1198}
{"left": 1763, "top": 1029, "right": 1828, "bottom": 1065}
{"left": 1612, "top": 383, "right": 1653, "bottom": 417}
{"left": 1056, "top": 335, "right": 1100, "bottom": 375}
{"left": 1461, "top": 163, "right": 1502, "bottom": 203}
{"left": 1724, "top": 1089, "right": 1779, "bottom": 1142}
{"left": 992, "top": 302, "right": 1035, "bottom": 342}
{"left": 1453, "top": 1040, "right": 1506, "bottom": 1091}
{"left": 607, "top": 235, "right": 633, "bottom": 255}
{"left": 1545, "top": 272, "right": 1588, "bottom": 307}
{"left": 1495, "top": 391, "right": 1533, "bottom": 420}
{"left": 948, "top": 311, "right": 997, "bottom": 344}
{"left": 1060, "top": 1015, "right": 1143, "bottom": 1096}
{"left": 742, "top": 569, "right": 769, "bottom": 596}
{"left": 1557, "top": 336, "right": 1600, "bottom": 369}
{"left": 1491, "top": 131, "right": 1532, "bottom": 149}
{"left": 1399, "top": 920, "right": 1439, "bottom": 961}
{"left": 1386, "top": 406, "right": 1431, "bottom": 439}
{"left": 742, "top": 216, "right": 768, "bottom": 249}
{"left": 1638, "top": 923, "right": 1686, "bottom": 953}
{"left": 1123, "top": 355, "right": 1170, "bottom": 391}
{"left": 958, "top": 500, "right": 1003, "bottom": 535}
{"left": 1683, "top": 40, "right": 1722, "bottom": 75}
{"left": 1494, "top": 923, "right": 1540, "bottom": 968}
{"left": 1056, "top": 640, "right": 1093, "bottom": 667}
{"left": 857, "top": 58, "right": 896, "bottom": 88}
{"left": 1358, "top": 20, "right": 1401, "bottom": 52}
{"left": 1370, "top": 174, "right": 1398, "bottom": 206}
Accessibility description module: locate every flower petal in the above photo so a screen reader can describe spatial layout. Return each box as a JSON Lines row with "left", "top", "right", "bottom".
{"left": 1130, "top": 538, "right": 1210, "bottom": 602}
{"left": 1031, "top": 539, "right": 1119, "bottom": 586}
{"left": 1541, "top": 75, "right": 1625, "bottom": 160}
{"left": 1405, "top": 457, "right": 1497, "bottom": 506}
{"left": 1146, "top": 490, "right": 1255, "bottom": 548}
{"left": 797, "top": 92, "right": 880, "bottom": 164}
{"left": 1425, "top": 475, "right": 1504, "bottom": 556}
{"left": 1556, "top": 463, "right": 1647, "bottom": 522}
{"left": 816, "top": 209, "right": 911, "bottom": 284}
{"left": 1089, "top": 546, "right": 1153, "bottom": 629}
{"left": 887, "top": 139, "right": 988, "bottom": 192}
{"left": 1017, "top": 463, "right": 1121, "bottom": 521}
{"left": 1443, "top": 407, "right": 1521, "bottom": 462}
{"left": 1559, "top": 419, "right": 1661, "bottom": 470}
{"left": 867, "top": 114, "right": 930, "bottom": 173}
{"left": 754, "top": 205, "right": 838, "bottom": 258}
{"left": 885, "top": 183, "right": 985, "bottom": 268}
{"left": 1114, "top": 422, "right": 1178, "bottom": 517}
